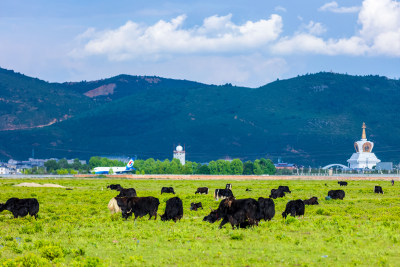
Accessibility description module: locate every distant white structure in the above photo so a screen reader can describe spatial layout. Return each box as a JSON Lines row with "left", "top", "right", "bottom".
{"left": 347, "top": 122, "right": 381, "bottom": 169}
{"left": 173, "top": 145, "right": 185, "bottom": 165}
{"left": 0, "top": 167, "right": 10, "bottom": 175}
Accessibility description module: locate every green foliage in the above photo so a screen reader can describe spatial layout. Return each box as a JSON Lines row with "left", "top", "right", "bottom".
{"left": 56, "top": 169, "right": 69, "bottom": 175}
{"left": 44, "top": 160, "right": 58, "bottom": 172}
{"left": 89, "top": 157, "right": 125, "bottom": 169}
{"left": 243, "top": 161, "right": 254, "bottom": 175}
{"left": 230, "top": 159, "right": 243, "bottom": 175}
{"left": 40, "top": 245, "right": 64, "bottom": 261}
{"left": 2, "top": 253, "right": 50, "bottom": 267}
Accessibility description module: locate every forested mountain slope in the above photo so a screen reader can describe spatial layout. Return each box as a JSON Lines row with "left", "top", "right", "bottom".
{"left": 1, "top": 68, "right": 399, "bottom": 166}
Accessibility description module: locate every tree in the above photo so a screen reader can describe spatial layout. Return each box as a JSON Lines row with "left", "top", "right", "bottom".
{"left": 44, "top": 160, "right": 58, "bottom": 172}
{"left": 253, "top": 159, "right": 263, "bottom": 175}
{"left": 208, "top": 161, "right": 218, "bottom": 174}
{"left": 133, "top": 159, "right": 145, "bottom": 173}
{"left": 168, "top": 158, "right": 182, "bottom": 174}
{"left": 264, "top": 159, "right": 276, "bottom": 175}
{"left": 216, "top": 160, "right": 230, "bottom": 175}
{"left": 230, "top": 159, "right": 243, "bottom": 175}
{"left": 89, "top": 157, "right": 102, "bottom": 169}
{"left": 72, "top": 158, "right": 82, "bottom": 170}
{"left": 58, "top": 158, "right": 69, "bottom": 169}
{"left": 243, "top": 161, "right": 254, "bottom": 175}
{"left": 108, "top": 168, "right": 114, "bottom": 175}
{"left": 197, "top": 164, "right": 210, "bottom": 174}
{"left": 143, "top": 158, "right": 156, "bottom": 174}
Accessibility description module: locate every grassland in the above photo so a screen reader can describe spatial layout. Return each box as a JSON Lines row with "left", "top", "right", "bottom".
{"left": 0, "top": 178, "right": 399, "bottom": 266}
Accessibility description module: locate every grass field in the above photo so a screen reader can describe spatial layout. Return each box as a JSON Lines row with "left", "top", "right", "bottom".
{"left": 0, "top": 178, "right": 399, "bottom": 266}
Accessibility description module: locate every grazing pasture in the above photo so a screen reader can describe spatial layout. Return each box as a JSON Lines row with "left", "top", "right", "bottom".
{"left": 0, "top": 178, "right": 399, "bottom": 266}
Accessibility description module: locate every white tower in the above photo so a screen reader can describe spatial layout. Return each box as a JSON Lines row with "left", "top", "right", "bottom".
{"left": 173, "top": 145, "right": 185, "bottom": 165}
{"left": 347, "top": 123, "right": 381, "bottom": 169}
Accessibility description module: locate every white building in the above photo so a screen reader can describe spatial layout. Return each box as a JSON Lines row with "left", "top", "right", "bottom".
{"left": 173, "top": 145, "right": 185, "bottom": 165}
{"left": 0, "top": 167, "right": 10, "bottom": 175}
{"left": 347, "top": 123, "right": 381, "bottom": 169}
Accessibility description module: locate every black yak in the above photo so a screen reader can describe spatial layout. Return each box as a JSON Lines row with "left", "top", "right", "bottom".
{"left": 195, "top": 187, "right": 209, "bottom": 194}
{"left": 258, "top": 197, "right": 275, "bottom": 221}
{"left": 0, "top": 198, "right": 39, "bottom": 219}
{"left": 161, "top": 187, "right": 175, "bottom": 194}
{"left": 374, "top": 186, "right": 383, "bottom": 194}
{"left": 282, "top": 199, "right": 305, "bottom": 219}
{"left": 278, "top": 186, "right": 291, "bottom": 193}
{"left": 116, "top": 188, "right": 137, "bottom": 197}
{"left": 190, "top": 202, "right": 203, "bottom": 211}
{"left": 269, "top": 188, "right": 285, "bottom": 199}
{"left": 328, "top": 190, "right": 345, "bottom": 200}
{"left": 115, "top": 197, "right": 160, "bottom": 220}
{"left": 204, "top": 197, "right": 260, "bottom": 229}
{"left": 161, "top": 197, "right": 183, "bottom": 222}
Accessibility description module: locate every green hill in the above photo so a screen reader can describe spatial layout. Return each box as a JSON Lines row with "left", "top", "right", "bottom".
{"left": 1, "top": 68, "right": 399, "bottom": 166}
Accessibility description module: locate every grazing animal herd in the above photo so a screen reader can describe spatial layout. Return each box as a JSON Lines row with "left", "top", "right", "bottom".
{"left": 0, "top": 181, "right": 392, "bottom": 229}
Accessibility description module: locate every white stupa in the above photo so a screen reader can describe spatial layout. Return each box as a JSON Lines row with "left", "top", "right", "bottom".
{"left": 347, "top": 123, "right": 381, "bottom": 169}
{"left": 173, "top": 145, "right": 185, "bottom": 165}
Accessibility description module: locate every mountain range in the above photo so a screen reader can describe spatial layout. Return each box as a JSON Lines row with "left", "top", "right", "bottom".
{"left": 1, "top": 67, "right": 400, "bottom": 167}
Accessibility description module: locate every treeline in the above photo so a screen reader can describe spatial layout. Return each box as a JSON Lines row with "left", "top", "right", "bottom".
{"left": 39, "top": 157, "right": 125, "bottom": 174}
{"left": 23, "top": 156, "right": 276, "bottom": 175}
{"left": 24, "top": 158, "right": 91, "bottom": 175}
{"left": 133, "top": 158, "right": 276, "bottom": 175}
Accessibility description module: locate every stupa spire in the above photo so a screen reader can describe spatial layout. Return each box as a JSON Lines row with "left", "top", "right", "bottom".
{"left": 362, "top": 122, "right": 367, "bottom": 139}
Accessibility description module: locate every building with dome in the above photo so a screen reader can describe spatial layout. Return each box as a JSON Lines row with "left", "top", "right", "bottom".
{"left": 173, "top": 145, "right": 185, "bottom": 165}
{"left": 347, "top": 123, "right": 381, "bottom": 169}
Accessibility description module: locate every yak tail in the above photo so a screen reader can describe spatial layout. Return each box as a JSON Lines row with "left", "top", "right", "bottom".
{"left": 108, "top": 198, "right": 122, "bottom": 214}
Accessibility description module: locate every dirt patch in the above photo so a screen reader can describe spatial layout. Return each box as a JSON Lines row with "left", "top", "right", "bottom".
{"left": 14, "top": 182, "right": 66, "bottom": 188}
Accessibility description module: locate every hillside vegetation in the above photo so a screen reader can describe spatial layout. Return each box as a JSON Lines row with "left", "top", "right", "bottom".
{"left": 1, "top": 67, "right": 400, "bottom": 166}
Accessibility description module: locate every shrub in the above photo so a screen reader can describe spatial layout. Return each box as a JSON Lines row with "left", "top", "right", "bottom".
{"left": 230, "top": 233, "right": 244, "bottom": 240}
{"left": 83, "top": 257, "right": 103, "bottom": 267}
{"left": 57, "top": 169, "right": 69, "bottom": 175}
{"left": 72, "top": 248, "right": 86, "bottom": 257}
{"left": 2, "top": 253, "right": 49, "bottom": 267}
{"left": 40, "top": 245, "right": 64, "bottom": 260}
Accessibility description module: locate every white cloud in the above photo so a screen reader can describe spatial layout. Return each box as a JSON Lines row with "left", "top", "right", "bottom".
{"left": 274, "top": 6, "right": 287, "bottom": 12}
{"left": 73, "top": 14, "right": 283, "bottom": 61}
{"left": 71, "top": 0, "right": 400, "bottom": 64}
{"left": 319, "top": 1, "right": 361, "bottom": 13}
{"left": 304, "top": 21, "right": 327, "bottom": 36}
{"left": 274, "top": 0, "right": 400, "bottom": 57}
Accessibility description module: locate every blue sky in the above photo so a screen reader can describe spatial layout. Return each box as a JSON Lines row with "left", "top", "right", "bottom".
{"left": 0, "top": 0, "right": 399, "bottom": 87}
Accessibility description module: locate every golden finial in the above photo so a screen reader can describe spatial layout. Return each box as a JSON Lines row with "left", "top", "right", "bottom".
{"left": 362, "top": 122, "right": 366, "bottom": 139}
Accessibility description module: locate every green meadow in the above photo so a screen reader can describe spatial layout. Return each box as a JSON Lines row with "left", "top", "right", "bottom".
{"left": 0, "top": 178, "right": 399, "bottom": 266}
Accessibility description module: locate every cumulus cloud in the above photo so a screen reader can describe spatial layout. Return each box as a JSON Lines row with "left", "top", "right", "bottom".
{"left": 72, "top": 14, "right": 283, "bottom": 60}
{"left": 319, "top": 1, "right": 361, "bottom": 13}
{"left": 273, "top": 0, "right": 400, "bottom": 57}
{"left": 72, "top": 0, "right": 400, "bottom": 62}
{"left": 358, "top": 0, "right": 400, "bottom": 56}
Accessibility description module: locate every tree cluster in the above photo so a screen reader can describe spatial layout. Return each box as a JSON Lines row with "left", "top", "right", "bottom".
{"left": 133, "top": 158, "right": 276, "bottom": 175}
{"left": 42, "top": 158, "right": 90, "bottom": 174}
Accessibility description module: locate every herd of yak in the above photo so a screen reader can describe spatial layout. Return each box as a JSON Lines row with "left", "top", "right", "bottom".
{"left": 0, "top": 181, "right": 389, "bottom": 229}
